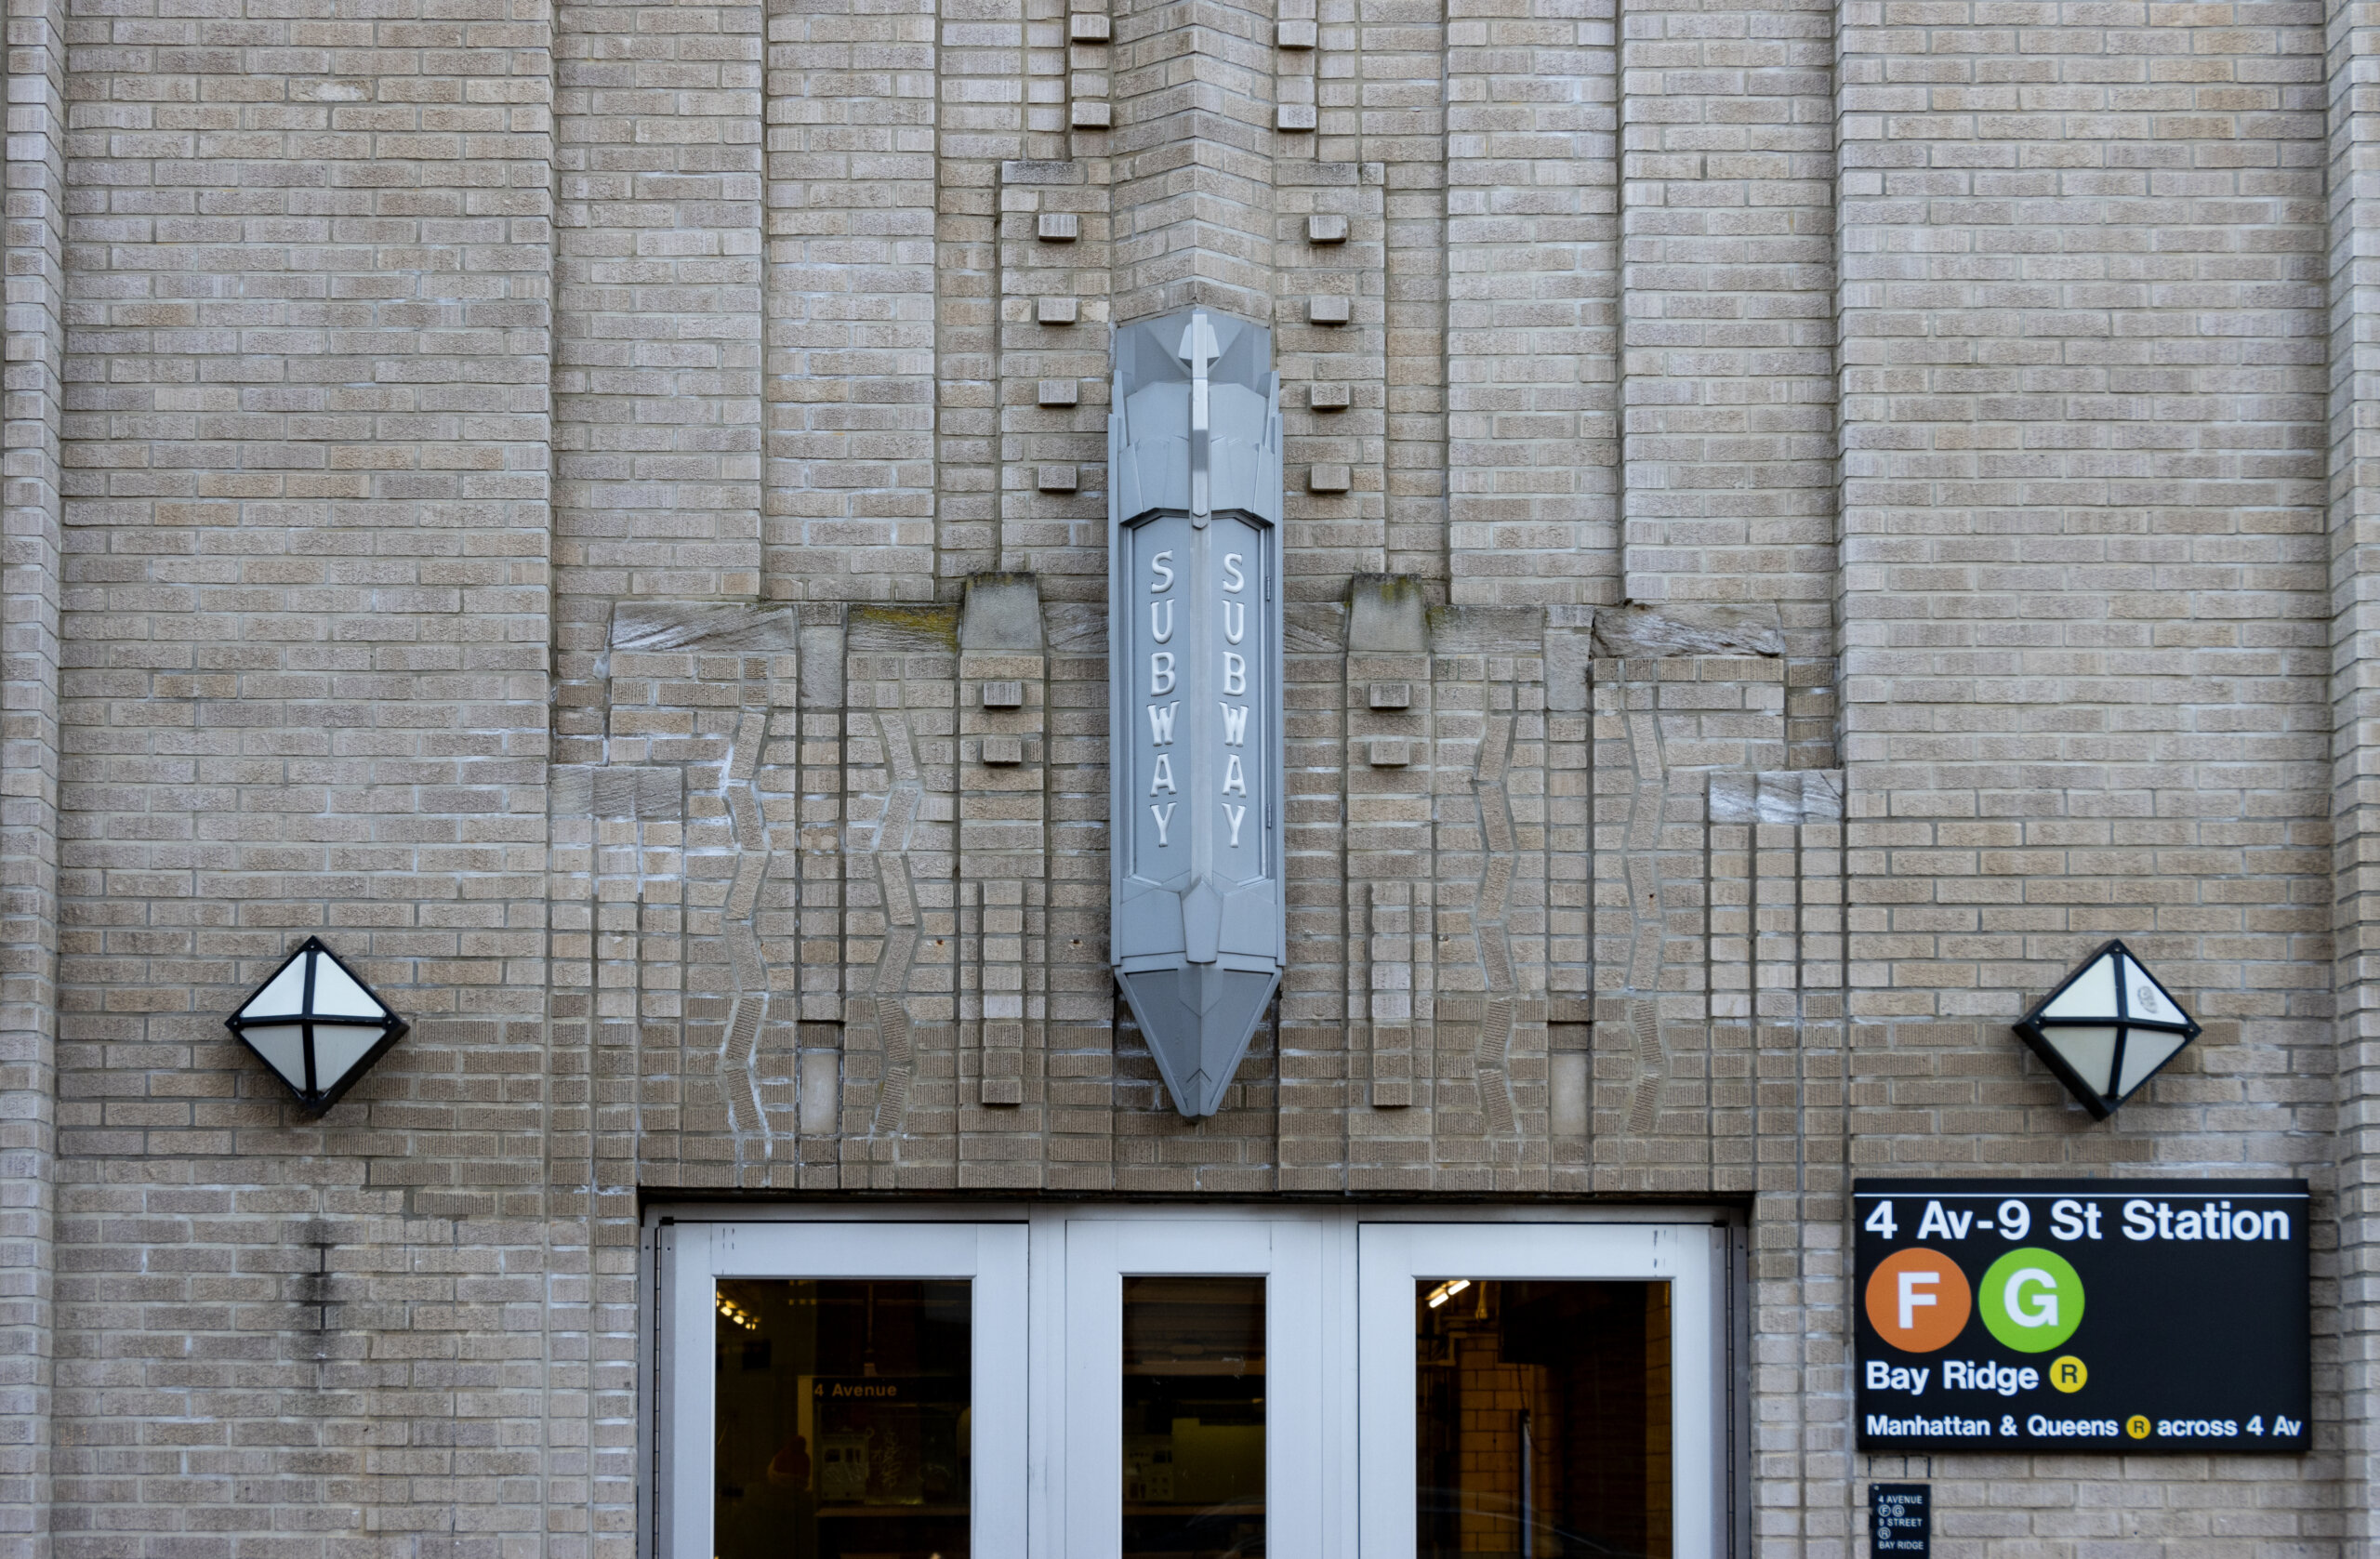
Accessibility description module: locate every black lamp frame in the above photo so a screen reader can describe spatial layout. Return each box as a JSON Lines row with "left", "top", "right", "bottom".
{"left": 223, "top": 935, "right": 410, "bottom": 1116}
{"left": 2012, "top": 937, "right": 2201, "bottom": 1120}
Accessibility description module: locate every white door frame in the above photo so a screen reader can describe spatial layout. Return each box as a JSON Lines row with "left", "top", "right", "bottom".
{"left": 1356, "top": 1221, "right": 1722, "bottom": 1559}
{"left": 1059, "top": 1215, "right": 1334, "bottom": 1559}
{"left": 650, "top": 1206, "right": 1732, "bottom": 1559}
{"left": 660, "top": 1221, "right": 1031, "bottom": 1559}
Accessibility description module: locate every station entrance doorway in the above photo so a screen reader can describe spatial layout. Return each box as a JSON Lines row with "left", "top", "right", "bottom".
{"left": 651, "top": 1208, "right": 1739, "bottom": 1559}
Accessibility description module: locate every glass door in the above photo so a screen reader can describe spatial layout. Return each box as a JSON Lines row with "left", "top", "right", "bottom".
{"left": 1060, "top": 1217, "right": 1335, "bottom": 1559}
{"left": 662, "top": 1222, "right": 1029, "bottom": 1559}
{"left": 654, "top": 1211, "right": 1726, "bottom": 1559}
{"left": 1357, "top": 1222, "right": 1719, "bottom": 1559}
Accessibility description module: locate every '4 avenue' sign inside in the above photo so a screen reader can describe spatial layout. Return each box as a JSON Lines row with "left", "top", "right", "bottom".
{"left": 1108, "top": 307, "right": 1287, "bottom": 1117}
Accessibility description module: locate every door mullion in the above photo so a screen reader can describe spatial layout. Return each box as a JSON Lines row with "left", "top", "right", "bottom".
{"left": 668, "top": 1222, "right": 716, "bottom": 1559}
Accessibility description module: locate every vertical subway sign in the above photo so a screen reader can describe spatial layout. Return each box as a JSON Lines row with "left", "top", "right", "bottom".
{"left": 1108, "top": 307, "right": 1287, "bottom": 1117}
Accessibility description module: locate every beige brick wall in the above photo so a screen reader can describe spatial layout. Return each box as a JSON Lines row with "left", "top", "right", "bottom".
{"left": 1838, "top": 0, "right": 2346, "bottom": 1548}
{"left": 2327, "top": 0, "right": 2380, "bottom": 1547}
{"left": 0, "top": 0, "right": 2365, "bottom": 1553}
{"left": 1622, "top": 0, "right": 1835, "bottom": 657}
{"left": 1, "top": 1, "right": 69, "bottom": 1554}
{"left": 1445, "top": 0, "right": 1620, "bottom": 607}
{"left": 48, "top": 0, "right": 561, "bottom": 1554}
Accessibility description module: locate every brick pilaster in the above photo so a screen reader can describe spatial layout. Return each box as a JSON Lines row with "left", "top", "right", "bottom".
{"left": 0, "top": 0, "right": 64, "bottom": 1549}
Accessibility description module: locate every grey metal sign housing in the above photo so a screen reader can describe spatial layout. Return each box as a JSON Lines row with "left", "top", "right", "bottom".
{"left": 1108, "top": 306, "right": 1286, "bottom": 1117}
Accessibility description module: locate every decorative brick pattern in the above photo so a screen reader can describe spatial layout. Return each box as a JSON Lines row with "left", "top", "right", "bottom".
{"left": 1355, "top": 3, "right": 1450, "bottom": 593}
{"left": 998, "top": 160, "right": 1109, "bottom": 588}
{"left": 954, "top": 576, "right": 1047, "bottom": 1122}
{"left": 1109, "top": 0, "right": 1276, "bottom": 324}
{"left": 1277, "top": 162, "right": 1388, "bottom": 590}
{"left": 838, "top": 604, "right": 959, "bottom": 1180}
{"left": 1344, "top": 588, "right": 1435, "bottom": 1108}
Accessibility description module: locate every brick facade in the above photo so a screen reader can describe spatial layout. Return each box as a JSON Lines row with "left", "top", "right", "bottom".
{"left": 0, "top": 0, "right": 2368, "bottom": 1553}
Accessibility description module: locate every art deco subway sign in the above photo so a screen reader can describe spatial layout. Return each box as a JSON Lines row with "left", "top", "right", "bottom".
{"left": 1107, "top": 307, "right": 1287, "bottom": 1117}
{"left": 1855, "top": 1180, "right": 2309, "bottom": 1453}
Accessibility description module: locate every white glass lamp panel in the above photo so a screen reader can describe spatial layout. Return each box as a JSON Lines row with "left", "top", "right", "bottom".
{"left": 2038, "top": 952, "right": 2119, "bottom": 1021}
{"left": 306, "top": 1024, "right": 383, "bottom": 1094}
{"left": 240, "top": 1023, "right": 311, "bottom": 1091}
{"left": 2115, "top": 1027, "right": 2189, "bottom": 1098}
{"left": 1355, "top": 1222, "right": 1717, "bottom": 1559}
{"left": 309, "top": 955, "right": 389, "bottom": 1019}
{"left": 2113, "top": 954, "right": 2183, "bottom": 1025}
{"left": 1063, "top": 1220, "right": 1329, "bottom": 1559}
{"left": 237, "top": 958, "right": 311, "bottom": 1023}
{"left": 2043, "top": 1024, "right": 2120, "bottom": 1095}
{"left": 667, "top": 1222, "right": 1029, "bottom": 1559}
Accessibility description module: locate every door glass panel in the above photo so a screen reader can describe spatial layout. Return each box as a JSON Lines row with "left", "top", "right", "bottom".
{"left": 714, "top": 1279, "right": 972, "bottom": 1559}
{"left": 1121, "top": 1275, "right": 1265, "bottom": 1559}
{"left": 1415, "top": 1279, "right": 1672, "bottom": 1559}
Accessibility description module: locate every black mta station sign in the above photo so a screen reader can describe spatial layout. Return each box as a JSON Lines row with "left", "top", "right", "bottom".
{"left": 1854, "top": 1179, "right": 2309, "bottom": 1453}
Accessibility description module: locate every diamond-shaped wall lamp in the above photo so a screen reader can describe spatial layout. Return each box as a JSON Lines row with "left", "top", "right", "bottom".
{"left": 225, "top": 936, "right": 409, "bottom": 1115}
{"left": 2013, "top": 939, "right": 2201, "bottom": 1119}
